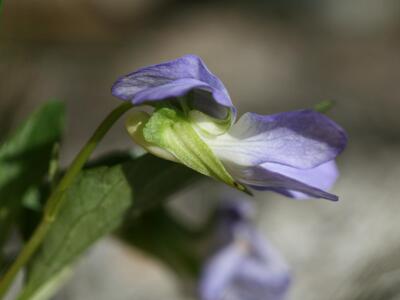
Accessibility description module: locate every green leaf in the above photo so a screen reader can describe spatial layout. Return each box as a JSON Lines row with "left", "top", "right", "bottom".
{"left": 119, "top": 206, "right": 202, "bottom": 279}
{"left": 0, "top": 101, "right": 65, "bottom": 262}
{"left": 122, "top": 154, "right": 201, "bottom": 213}
{"left": 17, "top": 154, "right": 201, "bottom": 300}
{"left": 28, "top": 266, "right": 73, "bottom": 300}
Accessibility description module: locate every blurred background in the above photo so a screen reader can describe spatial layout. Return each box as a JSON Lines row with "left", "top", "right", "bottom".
{"left": 1, "top": 0, "right": 400, "bottom": 299}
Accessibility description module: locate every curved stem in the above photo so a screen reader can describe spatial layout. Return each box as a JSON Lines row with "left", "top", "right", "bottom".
{"left": 0, "top": 102, "right": 132, "bottom": 298}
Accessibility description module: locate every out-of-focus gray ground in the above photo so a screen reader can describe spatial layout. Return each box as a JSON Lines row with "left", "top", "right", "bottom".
{"left": 1, "top": 0, "right": 400, "bottom": 299}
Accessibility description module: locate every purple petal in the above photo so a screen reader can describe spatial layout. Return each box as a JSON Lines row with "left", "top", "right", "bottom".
{"left": 111, "top": 54, "right": 235, "bottom": 119}
{"left": 209, "top": 110, "right": 347, "bottom": 169}
{"left": 199, "top": 244, "right": 245, "bottom": 300}
{"left": 228, "top": 163, "right": 339, "bottom": 201}
{"left": 232, "top": 258, "right": 291, "bottom": 300}
{"left": 260, "top": 160, "right": 339, "bottom": 199}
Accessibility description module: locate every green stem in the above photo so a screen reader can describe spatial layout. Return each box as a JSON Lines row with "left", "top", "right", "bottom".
{"left": 0, "top": 102, "right": 132, "bottom": 298}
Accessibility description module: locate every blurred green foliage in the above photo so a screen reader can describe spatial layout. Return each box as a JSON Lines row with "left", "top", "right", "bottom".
{"left": 0, "top": 102, "right": 64, "bottom": 269}
{"left": 0, "top": 99, "right": 205, "bottom": 300}
{"left": 314, "top": 100, "right": 336, "bottom": 114}
{"left": 120, "top": 206, "right": 203, "bottom": 280}
{"left": 18, "top": 154, "right": 201, "bottom": 299}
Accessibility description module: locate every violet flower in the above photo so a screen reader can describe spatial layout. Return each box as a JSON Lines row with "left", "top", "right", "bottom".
{"left": 112, "top": 54, "right": 347, "bottom": 200}
{"left": 199, "top": 200, "right": 291, "bottom": 300}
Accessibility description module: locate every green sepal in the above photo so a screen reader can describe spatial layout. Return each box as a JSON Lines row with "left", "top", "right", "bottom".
{"left": 128, "top": 107, "right": 246, "bottom": 192}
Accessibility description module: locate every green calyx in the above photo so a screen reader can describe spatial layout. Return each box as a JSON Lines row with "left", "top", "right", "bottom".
{"left": 126, "top": 107, "right": 247, "bottom": 192}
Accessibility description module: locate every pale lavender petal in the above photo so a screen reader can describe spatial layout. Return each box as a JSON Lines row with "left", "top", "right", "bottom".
{"left": 209, "top": 110, "right": 347, "bottom": 168}
{"left": 219, "top": 226, "right": 291, "bottom": 300}
{"left": 228, "top": 163, "right": 338, "bottom": 201}
{"left": 200, "top": 204, "right": 292, "bottom": 300}
{"left": 199, "top": 244, "right": 246, "bottom": 300}
{"left": 200, "top": 224, "right": 291, "bottom": 300}
{"left": 232, "top": 258, "right": 291, "bottom": 300}
{"left": 111, "top": 54, "right": 235, "bottom": 119}
{"left": 260, "top": 160, "right": 339, "bottom": 199}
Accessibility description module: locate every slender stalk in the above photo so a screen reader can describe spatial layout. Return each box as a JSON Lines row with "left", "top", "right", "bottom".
{"left": 0, "top": 102, "right": 132, "bottom": 298}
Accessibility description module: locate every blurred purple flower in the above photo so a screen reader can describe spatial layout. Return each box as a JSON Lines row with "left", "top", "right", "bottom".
{"left": 199, "top": 200, "right": 291, "bottom": 300}
{"left": 112, "top": 55, "right": 347, "bottom": 200}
